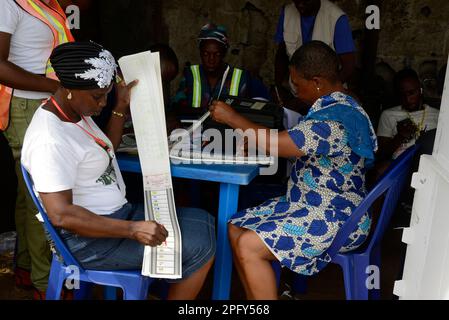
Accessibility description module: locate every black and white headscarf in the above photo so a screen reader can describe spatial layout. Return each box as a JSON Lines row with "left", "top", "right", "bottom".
{"left": 50, "top": 41, "right": 117, "bottom": 90}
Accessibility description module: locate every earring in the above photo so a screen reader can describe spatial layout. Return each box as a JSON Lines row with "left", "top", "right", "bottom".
{"left": 316, "top": 87, "right": 320, "bottom": 92}
{"left": 67, "top": 92, "right": 72, "bottom": 100}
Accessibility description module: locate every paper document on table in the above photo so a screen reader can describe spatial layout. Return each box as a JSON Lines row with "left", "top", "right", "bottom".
{"left": 118, "top": 51, "right": 182, "bottom": 279}
{"left": 169, "top": 110, "right": 274, "bottom": 165}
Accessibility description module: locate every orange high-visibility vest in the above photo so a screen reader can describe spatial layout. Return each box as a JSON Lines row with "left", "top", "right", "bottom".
{"left": 0, "top": 0, "right": 74, "bottom": 131}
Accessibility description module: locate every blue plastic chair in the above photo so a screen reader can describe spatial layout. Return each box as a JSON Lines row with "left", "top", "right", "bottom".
{"left": 21, "top": 165, "right": 155, "bottom": 300}
{"left": 274, "top": 145, "right": 418, "bottom": 300}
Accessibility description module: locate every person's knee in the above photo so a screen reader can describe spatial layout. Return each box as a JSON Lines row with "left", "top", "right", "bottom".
{"left": 178, "top": 207, "right": 215, "bottom": 224}
{"left": 234, "top": 231, "right": 263, "bottom": 262}
{"left": 193, "top": 235, "right": 216, "bottom": 261}
{"left": 228, "top": 223, "right": 244, "bottom": 247}
{"left": 183, "top": 237, "right": 216, "bottom": 276}
{"left": 179, "top": 207, "right": 216, "bottom": 266}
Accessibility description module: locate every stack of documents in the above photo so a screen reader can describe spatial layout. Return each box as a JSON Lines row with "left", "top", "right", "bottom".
{"left": 119, "top": 51, "right": 182, "bottom": 279}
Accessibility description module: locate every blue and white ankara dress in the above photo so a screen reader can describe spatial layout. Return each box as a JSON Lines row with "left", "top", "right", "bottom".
{"left": 229, "top": 92, "right": 377, "bottom": 276}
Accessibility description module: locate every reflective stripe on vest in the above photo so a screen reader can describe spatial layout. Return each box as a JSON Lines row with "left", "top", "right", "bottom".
{"left": 0, "top": 86, "right": 13, "bottom": 130}
{"left": 19, "top": 0, "right": 75, "bottom": 79}
{"left": 0, "top": 0, "right": 74, "bottom": 131}
{"left": 191, "top": 65, "right": 202, "bottom": 108}
{"left": 229, "top": 68, "right": 243, "bottom": 96}
{"left": 190, "top": 66, "right": 243, "bottom": 108}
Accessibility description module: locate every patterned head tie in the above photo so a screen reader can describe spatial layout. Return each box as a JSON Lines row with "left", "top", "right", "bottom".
{"left": 50, "top": 41, "right": 117, "bottom": 90}
{"left": 198, "top": 23, "right": 230, "bottom": 49}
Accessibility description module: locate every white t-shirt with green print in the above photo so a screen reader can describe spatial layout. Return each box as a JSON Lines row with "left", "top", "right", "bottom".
{"left": 22, "top": 107, "right": 127, "bottom": 216}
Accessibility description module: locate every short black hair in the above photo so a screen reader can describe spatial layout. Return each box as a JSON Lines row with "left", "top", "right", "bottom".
{"left": 393, "top": 68, "right": 421, "bottom": 91}
{"left": 289, "top": 41, "right": 340, "bottom": 83}
{"left": 149, "top": 43, "right": 179, "bottom": 72}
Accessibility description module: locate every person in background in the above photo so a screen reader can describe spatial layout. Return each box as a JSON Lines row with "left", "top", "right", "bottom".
{"left": 274, "top": 0, "right": 356, "bottom": 114}
{"left": 173, "top": 23, "right": 271, "bottom": 119}
{"left": 149, "top": 44, "right": 179, "bottom": 108}
{"left": 22, "top": 41, "right": 216, "bottom": 300}
{"left": 0, "top": 0, "right": 73, "bottom": 298}
{"left": 374, "top": 68, "right": 440, "bottom": 233}
{"left": 148, "top": 43, "right": 181, "bottom": 133}
{"left": 377, "top": 68, "right": 439, "bottom": 161}
{"left": 94, "top": 43, "right": 180, "bottom": 134}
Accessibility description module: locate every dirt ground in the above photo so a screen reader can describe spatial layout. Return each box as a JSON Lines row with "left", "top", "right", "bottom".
{"left": 0, "top": 223, "right": 405, "bottom": 300}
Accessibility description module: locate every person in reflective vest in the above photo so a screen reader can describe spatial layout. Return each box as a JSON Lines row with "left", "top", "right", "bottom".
{"left": 173, "top": 23, "right": 270, "bottom": 118}
{"left": 273, "top": 0, "right": 356, "bottom": 114}
{"left": 0, "top": 0, "right": 73, "bottom": 298}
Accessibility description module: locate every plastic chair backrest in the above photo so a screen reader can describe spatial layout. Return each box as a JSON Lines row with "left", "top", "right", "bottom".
{"left": 21, "top": 165, "right": 84, "bottom": 271}
{"left": 325, "top": 145, "right": 418, "bottom": 259}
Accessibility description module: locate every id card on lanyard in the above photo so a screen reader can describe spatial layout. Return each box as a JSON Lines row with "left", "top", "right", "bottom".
{"left": 49, "top": 97, "right": 115, "bottom": 163}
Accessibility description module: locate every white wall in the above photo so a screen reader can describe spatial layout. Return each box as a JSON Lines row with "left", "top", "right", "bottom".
{"left": 434, "top": 58, "right": 449, "bottom": 169}
{"left": 394, "top": 54, "right": 449, "bottom": 300}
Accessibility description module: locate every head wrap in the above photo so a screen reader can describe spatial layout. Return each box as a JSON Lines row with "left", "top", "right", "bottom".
{"left": 198, "top": 23, "right": 229, "bottom": 49}
{"left": 50, "top": 41, "right": 117, "bottom": 90}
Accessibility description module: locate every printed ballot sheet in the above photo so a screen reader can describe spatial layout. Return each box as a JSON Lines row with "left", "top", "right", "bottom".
{"left": 118, "top": 51, "right": 182, "bottom": 279}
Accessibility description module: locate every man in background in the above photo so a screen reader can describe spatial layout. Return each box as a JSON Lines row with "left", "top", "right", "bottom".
{"left": 274, "top": 0, "right": 356, "bottom": 114}
{"left": 173, "top": 23, "right": 270, "bottom": 119}
{"left": 377, "top": 69, "right": 439, "bottom": 161}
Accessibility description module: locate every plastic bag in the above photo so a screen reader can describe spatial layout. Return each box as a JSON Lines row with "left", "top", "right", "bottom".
{"left": 0, "top": 231, "right": 16, "bottom": 255}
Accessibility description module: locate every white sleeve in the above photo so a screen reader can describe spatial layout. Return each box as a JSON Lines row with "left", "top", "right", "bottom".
{"left": 0, "top": 0, "right": 21, "bottom": 35}
{"left": 377, "top": 111, "right": 395, "bottom": 138}
{"left": 28, "top": 143, "right": 80, "bottom": 193}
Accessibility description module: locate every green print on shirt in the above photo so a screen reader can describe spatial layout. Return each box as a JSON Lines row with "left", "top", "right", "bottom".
{"left": 96, "top": 163, "right": 117, "bottom": 186}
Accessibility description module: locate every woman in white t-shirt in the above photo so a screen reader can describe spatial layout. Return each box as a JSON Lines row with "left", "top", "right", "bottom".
{"left": 22, "top": 41, "right": 216, "bottom": 300}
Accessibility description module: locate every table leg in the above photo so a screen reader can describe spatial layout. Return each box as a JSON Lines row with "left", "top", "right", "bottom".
{"left": 212, "top": 183, "right": 240, "bottom": 300}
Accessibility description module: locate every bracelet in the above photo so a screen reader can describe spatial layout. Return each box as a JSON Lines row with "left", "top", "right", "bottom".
{"left": 112, "top": 110, "right": 126, "bottom": 118}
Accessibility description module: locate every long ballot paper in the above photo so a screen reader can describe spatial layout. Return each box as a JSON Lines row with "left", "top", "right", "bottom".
{"left": 118, "top": 51, "right": 182, "bottom": 279}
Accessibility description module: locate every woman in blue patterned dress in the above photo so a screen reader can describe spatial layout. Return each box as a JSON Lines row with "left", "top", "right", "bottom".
{"left": 209, "top": 41, "right": 378, "bottom": 299}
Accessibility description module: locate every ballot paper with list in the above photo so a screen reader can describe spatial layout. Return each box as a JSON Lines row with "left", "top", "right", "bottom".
{"left": 118, "top": 51, "right": 182, "bottom": 279}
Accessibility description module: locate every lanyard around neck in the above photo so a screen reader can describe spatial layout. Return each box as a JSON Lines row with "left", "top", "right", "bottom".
{"left": 49, "top": 97, "right": 115, "bottom": 160}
